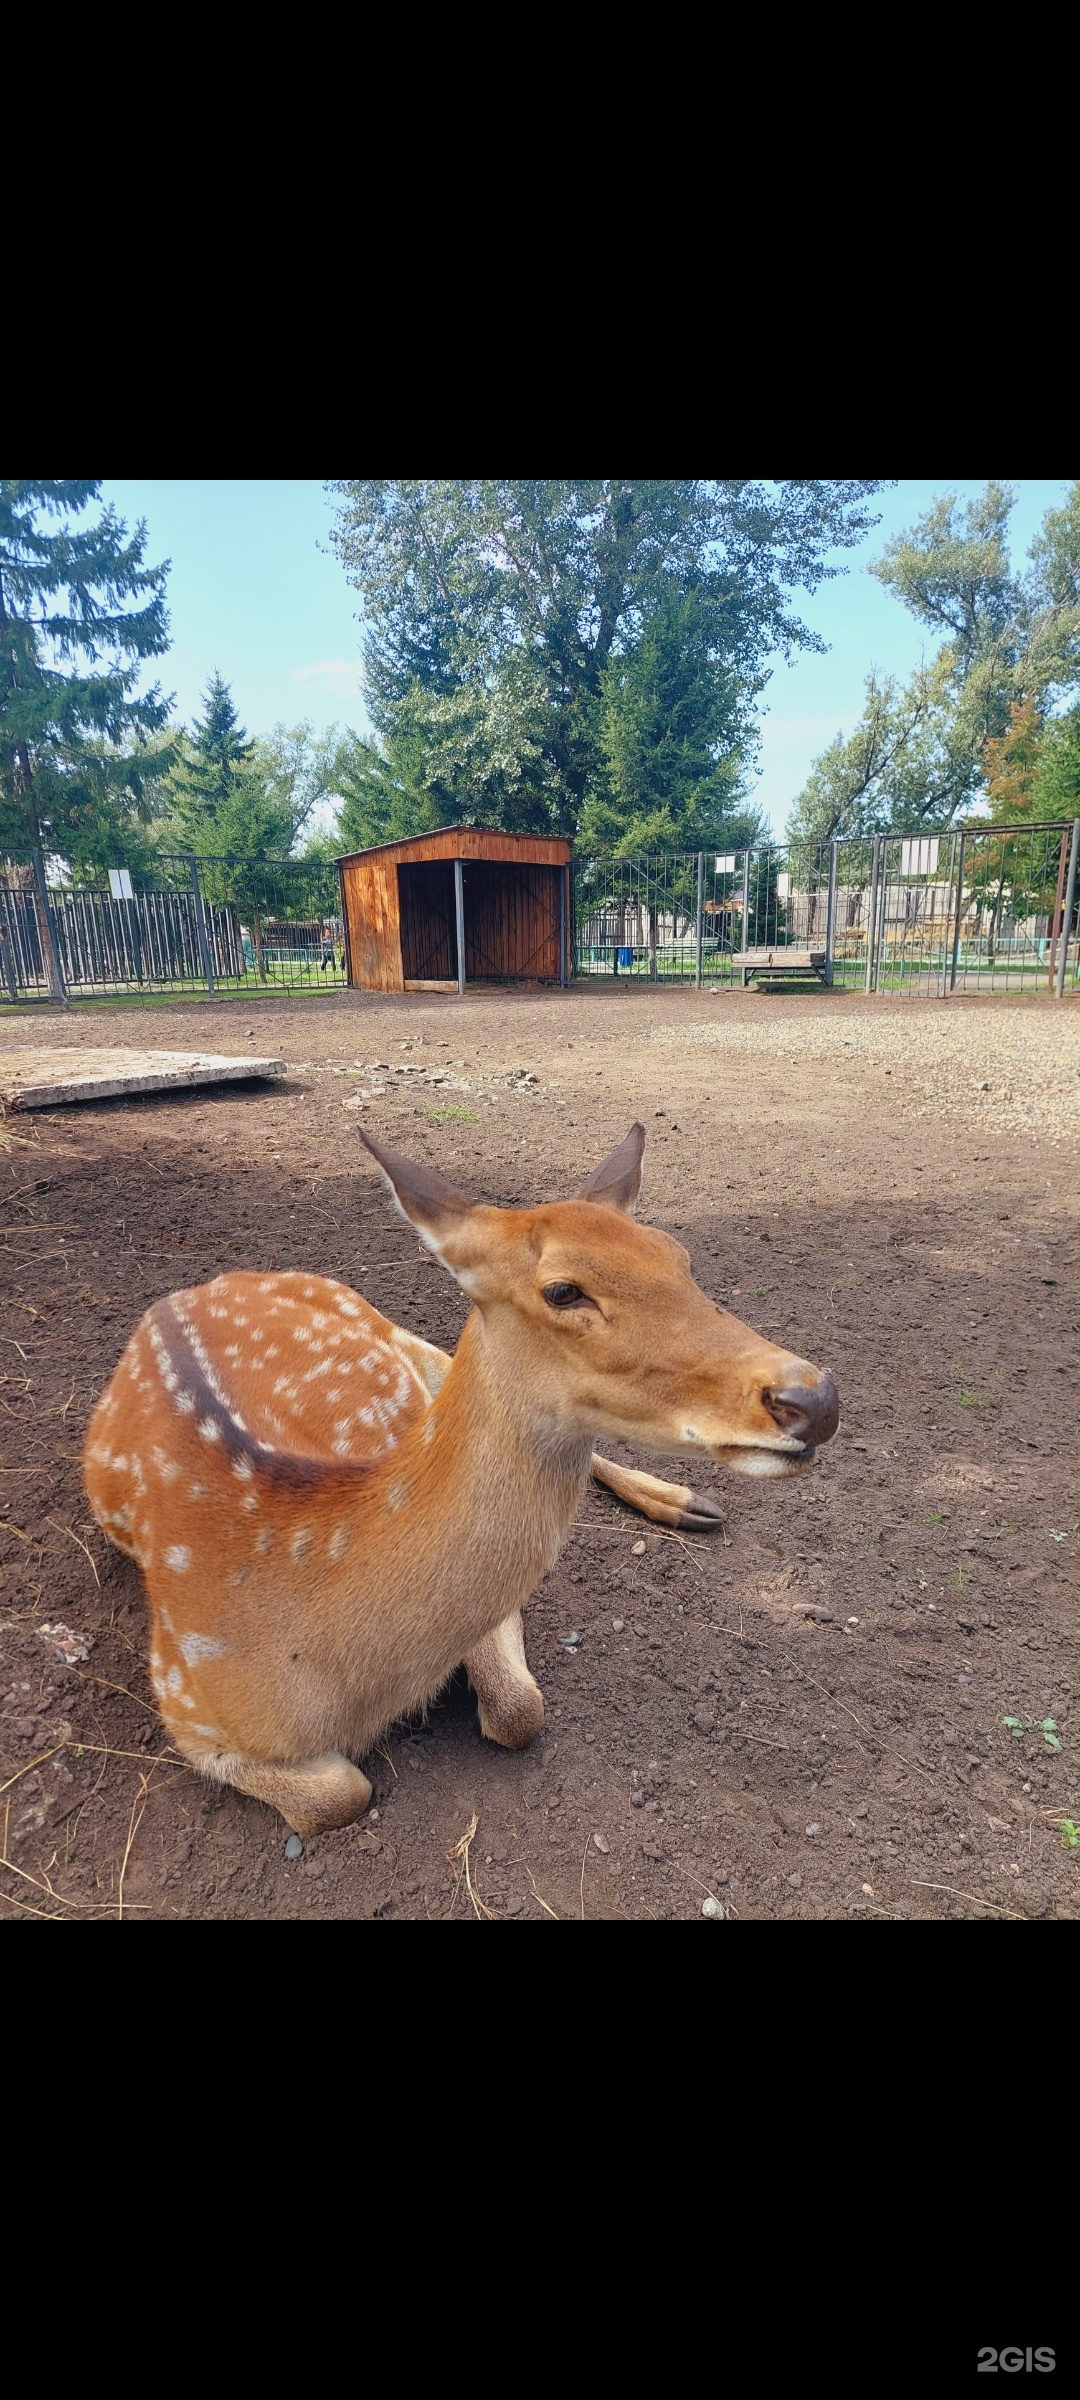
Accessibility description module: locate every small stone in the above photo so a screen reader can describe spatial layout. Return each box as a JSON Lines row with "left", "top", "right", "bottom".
{"left": 592, "top": 1832, "right": 610, "bottom": 1854}
{"left": 559, "top": 1631, "right": 581, "bottom": 1648}
{"left": 861, "top": 1882, "right": 874, "bottom": 1896}
{"left": 631, "top": 1540, "right": 646, "bottom": 1556}
{"left": 805, "top": 1822, "right": 821, "bottom": 1837}
{"left": 847, "top": 1616, "right": 859, "bottom": 1626}
{"left": 284, "top": 1834, "right": 303, "bottom": 1860}
{"left": 701, "top": 1894, "right": 724, "bottom": 1919}
{"left": 369, "top": 1808, "right": 380, "bottom": 1821}
{"left": 612, "top": 1618, "right": 625, "bottom": 1633}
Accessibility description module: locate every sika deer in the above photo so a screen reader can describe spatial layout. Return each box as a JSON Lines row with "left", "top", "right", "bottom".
{"left": 83, "top": 1126, "right": 838, "bottom": 1835}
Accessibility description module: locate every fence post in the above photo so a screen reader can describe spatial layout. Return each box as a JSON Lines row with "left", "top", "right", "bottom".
{"left": 31, "top": 847, "right": 68, "bottom": 1006}
{"left": 1048, "top": 826, "right": 1071, "bottom": 993}
{"left": 1055, "top": 819, "right": 1080, "bottom": 998}
{"left": 559, "top": 864, "right": 567, "bottom": 987}
{"left": 190, "top": 857, "right": 215, "bottom": 995}
{"left": 949, "top": 831, "right": 967, "bottom": 993}
{"left": 875, "top": 838, "right": 891, "bottom": 992}
{"left": 128, "top": 891, "right": 144, "bottom": 986}
{"left": 864, "top": 836, "right": 880, "bottom": 992}
{"left": 825, "top": 840, "right": 838, "bottom": 985}
{"left": 694, "top": 852, "right": 704, "bottom": 986}
{"left": 741, "top": 848, "right": 750, "bottom": 957}
{"left": 0, "top": 917, "right": 17, "bottom": 1003}
{"left": 939, "top": 830, "right": 956, "bottom": 998}
{"left": 454, "top": 858, "right": 466, "bottom": 997}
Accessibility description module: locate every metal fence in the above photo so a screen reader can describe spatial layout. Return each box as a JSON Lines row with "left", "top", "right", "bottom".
{"left": 0, "top": 852, "right": 347, "bottom": 1005}
{"left": 572, "top": 820, "right": 1080, "bottom": 997}
{"left": 4, "top": 823, "right": 1078, "bottom": 1009}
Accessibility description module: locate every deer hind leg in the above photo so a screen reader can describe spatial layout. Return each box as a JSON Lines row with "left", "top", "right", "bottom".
{"left": 465, "top": 1611, "right": 545, "bottom": 1750}
{"left": 184, "top": 1743, "right": 372, "bottom": 1839}
{"left": 590, "top": 1454, "right": 726, "bottom": 1531}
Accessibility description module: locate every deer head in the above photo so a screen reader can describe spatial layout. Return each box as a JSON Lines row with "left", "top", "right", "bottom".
{"left": 360, "top": 1124, "right": 838, "bottom": 1478}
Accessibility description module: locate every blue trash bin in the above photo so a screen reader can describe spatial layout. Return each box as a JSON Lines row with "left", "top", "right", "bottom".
{"left": 618, "top": 947, "right": 633, "bottom": 969}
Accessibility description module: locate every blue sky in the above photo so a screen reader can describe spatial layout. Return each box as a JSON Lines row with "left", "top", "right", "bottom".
{"left": 101, "top": 478, "right": 1073, "bottom": 838}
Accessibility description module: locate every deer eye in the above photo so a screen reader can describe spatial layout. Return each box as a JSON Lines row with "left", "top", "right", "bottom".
{"left": 542, "top": 1282, "right": 590, "bottom": 1310}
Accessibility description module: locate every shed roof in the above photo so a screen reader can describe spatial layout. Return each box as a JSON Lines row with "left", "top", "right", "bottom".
{"left": 336, "top": 826, "right": 572, "bottom": 869}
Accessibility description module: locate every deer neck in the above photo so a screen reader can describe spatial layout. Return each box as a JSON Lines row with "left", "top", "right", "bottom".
{"left": 395, "top": 1308, "right": 592, "bottom": 1600}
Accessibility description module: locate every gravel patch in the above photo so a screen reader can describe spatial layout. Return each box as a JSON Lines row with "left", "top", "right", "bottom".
{"left": 646, "top": 1004, "right": 1080, "bottom": 1145}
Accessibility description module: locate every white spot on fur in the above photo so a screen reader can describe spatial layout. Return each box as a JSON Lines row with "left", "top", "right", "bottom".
{"left": 177, "top": 1391, "right": 195, "bottom": 1415}
{"left": 386, "top": 1482, "right": 409, "bottom": 1511}
{"left": 165, "top": 1666, "right": 185, "bottom": 1696}
{"left": 291, "top": 1528, "right": 314, "bottom": 1561}
{"left": 179, "top": 1631, "right": 227, "bottom": 1665}
{"left": 165, "top": 1545, "right": 191, "bottom": 1572}
{"left": 254, "top": 1527, "right": 273, "bottom": 1554}
{"left": 241, "top": 1493, "right": 259, "bottom": 1514}
{"left": 328, "top": 1524, "right": 350, "bottom": 1561}
{"left": 190, "top": 1723, "right": 222, "bottom": 1739}
{"left": 230, "top": 1569, "right": 250, "bottom": 1588}
{"left": 199, "top": 1416, "right": 221, "bottom": 1444}
{"left": 232, "top": 1456, "right": 253, "bottom": 1482}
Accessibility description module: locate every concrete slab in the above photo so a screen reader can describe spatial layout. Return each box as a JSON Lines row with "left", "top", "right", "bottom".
{"left": 0, "top": 1048, "right": 287, "bottom": 1111}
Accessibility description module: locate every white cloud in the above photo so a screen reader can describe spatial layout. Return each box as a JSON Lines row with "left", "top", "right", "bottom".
{"left": 289, "top": 659, "right": 362, "bottom": 699}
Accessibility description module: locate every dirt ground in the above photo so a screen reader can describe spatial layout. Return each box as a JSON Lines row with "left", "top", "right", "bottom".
{"left": 1, "top": 979, "right": 1077, "bottom": 1924}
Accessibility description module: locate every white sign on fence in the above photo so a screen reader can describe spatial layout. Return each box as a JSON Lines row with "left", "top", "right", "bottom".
{"left": 715, "top": 855, "right": 736, "bottom": 874}
{"left": 777, "top": 872, "right": 791, "bottom": 898}
{"left": 108, "top": 868, "right": 134, "bottom": 901}
{"left": 900, "top": 837, "right": 940, "bottom": 878}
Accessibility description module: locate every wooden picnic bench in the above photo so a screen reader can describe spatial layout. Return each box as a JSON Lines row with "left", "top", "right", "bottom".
{"left": 735, "top": 947, "right": 830, "bottom": 988}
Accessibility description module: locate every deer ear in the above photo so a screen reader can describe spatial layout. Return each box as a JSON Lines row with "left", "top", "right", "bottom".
{"left": 358, "top": 1130, "right": 474, "bottom": 1246}
{"left": 579, "top": 1123, "right": 645, "bottom": 1214}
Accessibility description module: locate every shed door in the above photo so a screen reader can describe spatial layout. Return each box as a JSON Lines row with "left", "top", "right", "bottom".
{"left": 397, "top": 862, "right": 458, "bottom": 982}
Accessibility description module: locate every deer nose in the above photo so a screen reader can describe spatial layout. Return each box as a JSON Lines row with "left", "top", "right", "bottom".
{"left": 762, "top": 1374, "right": 839, "bottom": 1446}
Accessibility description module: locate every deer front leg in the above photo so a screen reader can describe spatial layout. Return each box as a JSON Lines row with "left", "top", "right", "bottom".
{"left": 189, "top": 1745, "right": 373, "bottom": 1839}
{"left": 590, "top": 1454, "right": 726, "bottom": 1531}
{"left": 388, "top": 1325, "right": 453, "bottom": 1398}
{"left": 465, "top": 1610, "right": 545, "bottom": 1749}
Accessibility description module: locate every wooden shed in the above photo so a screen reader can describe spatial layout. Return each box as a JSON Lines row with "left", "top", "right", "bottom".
{"left": 337, "top": 828, "right": 573, "bottom": 994}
